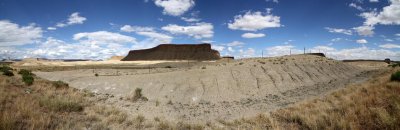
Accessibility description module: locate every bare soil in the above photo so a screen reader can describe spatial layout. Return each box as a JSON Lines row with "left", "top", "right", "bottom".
{"left": 31, "top": 55, "right": 386, "bottom": 123}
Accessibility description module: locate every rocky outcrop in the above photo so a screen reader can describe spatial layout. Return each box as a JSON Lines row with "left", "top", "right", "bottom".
{"left": 122, "top": 44, "right": 221, "bottom": 61}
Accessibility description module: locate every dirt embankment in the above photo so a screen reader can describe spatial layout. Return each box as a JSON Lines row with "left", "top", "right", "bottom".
{"left": 34, "top": 55, "right": 381, "bottom": 123}
{"left": 121, "top": 44, "right": 221, "bottom": 61}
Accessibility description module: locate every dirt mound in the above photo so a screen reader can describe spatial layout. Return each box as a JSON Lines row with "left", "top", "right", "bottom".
{"left": 107, "top": 56, "right": 124, "bottom": 61}
{"left": 34, "top": 55, "right": 379, "bottom": 123}
{"left": 121, "top": 44, "right": 221, "bottom": 61}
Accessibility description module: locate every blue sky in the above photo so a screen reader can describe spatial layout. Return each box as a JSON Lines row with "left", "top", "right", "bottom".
{"left": 0, "top": 0, "right": 399, "bottom": 60}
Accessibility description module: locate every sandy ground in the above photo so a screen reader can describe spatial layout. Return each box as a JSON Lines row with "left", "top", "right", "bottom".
{"left": 32, "top": 55, "right": 386, "bottom": 123}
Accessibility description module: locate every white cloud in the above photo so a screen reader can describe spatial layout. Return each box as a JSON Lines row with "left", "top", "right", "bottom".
{"left": 136, "top": 31, "right": 172, "bottom": 43}
{"left": 241, "top": 33, "right": 266, "bottom": 38}
{"left": 325, "top": 27, "right": 353, "bottom": 35}
{"left": 228, "top": 10, "right": 281, "bottom": 31}
{"left": 239, "top": 48, "right": 256, "bottom": 58}
{"left": 211, "top": 44, "right": 225, "bottom": 52}
{"left": 73, "top": 31, "right": 137, "bottom": 46}
{"left": 356, "top": 39, "right": 368, "bottom": 44}
{"left": 331, "top": 38, "right": 342, "bottom": 42}
{"left": 396, "top": 33, "right": 400, "bottom": 36}
{"left": 120, "top": 25, "right": 154, "bottom": 32}
{"left": 52, "top": 12, "right": 87, "bottom": 29}
{"left": 370, "top": 0, "right": 379, "bottom": 2}
{"left": 201, "top": 40, "right": 215, "bottom": 43}
{"left": 265, "top": 0, "right": 279, "bottom": 3}
{"left": 228, "top": 47, "right": 235, "bottom": 52}
{"left": 47, "top": 27, "right": 56, "bottom": 30}
{"left": 353, "top": 25, "right": 374, "bottom": 36}
{"left": 379, "top": 43, "right": 400, "bottom": 48}
{"left": 355, "top": 0, "right": 400, "bottom": 36}
{"left": 349, "top": 3, "right": 364, "bottom": 11}
{"left": 265, "top": 45, "right": 400, "bottom": 60}
{"left": 68, "top": 12, "right": 87, "bottom": 25}
{"left": 154, "top": 0, "right": 195, "bottom": 16}
{"left": 181, "top": 17, "right": 201, "bottom": 22}
{"left": 161, "top": 22, "right": 213, "bottom": 39}
{"left": 265, "top": 45, "right": 300, "bottom": 56}
{"left": 227, "top": 41, "right": 244, "bottom": 47}
{"left": 0, "top": 20, "right": 43, "bottom": 46}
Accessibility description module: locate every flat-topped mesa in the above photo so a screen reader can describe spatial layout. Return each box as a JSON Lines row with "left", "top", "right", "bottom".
{"left": 121, "top": 43, "right": 221, "bottom": 61}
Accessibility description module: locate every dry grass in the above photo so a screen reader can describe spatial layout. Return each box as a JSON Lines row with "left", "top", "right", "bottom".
{"left": 221, "top": 68, "right": 400, "bottom": 130}
{"left": 2, "top": 65, "right": 400, "bottom": 129}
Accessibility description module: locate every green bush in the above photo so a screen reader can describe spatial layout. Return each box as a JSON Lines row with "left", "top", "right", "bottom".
{"left": 390, "top": 71, "right": 400, "bottom": 81}
{"left": 18, "top": 69, "right": 32, "bottom": 75}
{"left": 0, "top": 65, "right": 12, "bottom": 71}
{"left": 2, "top": 70, "right": 14, "bottom": 76}
{"left": 52, "top": 80, "right": 69, "bottom": 88}
{"left": 22, "top": 74, "right": 34, "bottom": 85}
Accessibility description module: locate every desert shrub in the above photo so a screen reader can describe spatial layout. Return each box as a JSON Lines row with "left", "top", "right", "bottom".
{"left": 165, "top": 66, "right": 172, "bottom": 68}
{"left": 18, "top": 69, "right": 32, "bottom": 75}
{"left": 130, "top": 88, "right": 148, "bottom": 102}
{"left": 22, "top": 74, "right": 34, "bottom": 85}
{"left": 201, "top": 66, "right": 206, "bottom": 69}
{"left": 2, "top": 69, "right": 14, "bottom": 76}
{"left": 0, "top": 65, "right": 12, "bottom": 71}
{"left": 390, "top": 71, "right": 400, "bottom": 81}
{"left": 52, "top": 80, "right": 69, "bottom": 88}
{"left": 239, "top": 62, "right": 244, "bottom": 65}
{"left": 39, "top": 96, "right": 83, "bottom": 112}
{"left": 95, "top": 73, "right": 99, "bottom": 77}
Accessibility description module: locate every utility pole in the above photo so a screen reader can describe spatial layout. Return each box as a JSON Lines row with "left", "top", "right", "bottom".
{"left": 303, "top": 47, "right": 306, "bottom": 54}
{"left": 290, "top": 49, "right": 291, "bottom": 55}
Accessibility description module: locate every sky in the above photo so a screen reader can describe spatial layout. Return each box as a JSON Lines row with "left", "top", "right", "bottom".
{"left": 0, "top": 0, "right": 400, "bottom": 60}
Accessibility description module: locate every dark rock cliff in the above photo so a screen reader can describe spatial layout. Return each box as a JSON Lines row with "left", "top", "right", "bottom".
{"left": 121, "top": 44, "right": 221, "bottom": 61}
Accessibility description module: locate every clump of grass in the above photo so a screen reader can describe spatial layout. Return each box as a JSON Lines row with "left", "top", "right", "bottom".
{"left": 39, "top": 96, "right": 83, "bottom": 112}
{"left": 239, "top": 62, "right": 244, "bottom": 65}
{"left": 129, "top": 88, "right": 148, "bottom": 102}
{"left": 18, "top": 69, "right": 34, "bottom": 85}
{"left": 95, "top": 73, "right": 99, "bottom": 77}
{"left": 390, "top": 71, "right": 400, "bottom": 81}
{"left": 201, "top": 66, "right": 206, "bottom": 69}
{"left": 2, "top": 69, "right": 14, "bottom": 76}
{"left": 0, "top": 65, "right": 13, "bottom": 76}
{"left": 52, "top": 80, "right": 69, "bottom": 89}
{"left": 165, "top": 66, "right": 172, "bottom": 68}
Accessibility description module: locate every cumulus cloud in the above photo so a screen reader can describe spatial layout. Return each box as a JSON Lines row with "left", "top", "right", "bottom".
{"left": 227, "top": 41, "right": 244, "bottom": 47}
{"left": 370, "top": 0, "right": 379, "bottom": 2}
{"left": 120, "top": 24, "right": 173, "bottom": 48}
{"left": 238, "top": 48, "right": 256, "bottom": 58}
{"left": 241, "top": 33, "right": 266, "bottom": 38}
{"left": 120, "top": 25, "right": 154, "bottom": 32}
{"left": 349, "top": 3, "right": 364, "bottom": 11}
{"left": 379, "top": 43, "right": 400, "bottom": 48}
{"left": 356, "top": 39, "right": 368, "bottom": 44}
{"left": 181, "top": 17, "right": 201, "bottom": 22}
{"left": 228, "top": 10, "right": 281, "bottom": 31}
{"left": 136, "top": 31, "right": 172, "bottom": 43}
{"left": 354, "top": 0, "right": 400, "bottom": 36}
{"left": 265, "top": 45, "right": 400, "bottom": 60}
{"left": 161, "top": 22, "right": 213, "bottom": 39}
{"left": 211, "top": 44, "right": 225, "bottom": 52}
{"left": 325, "top": 27, "right": 353, "bottom": 35}
{"left": 154, "top": 0, "right": 195, "bottom": 16}
{"left": 0, "top": 20, "right": 43, "bottom": 46}
{"left": 73, "top": 31, "right": 137, "bottom": 46}
{"left": 265, "top": 0, "right": 279, "bottom": 3}
{"left": 353, "top": 25, "right": 374, "bottom": 36}
{"left": 50, "top": 12, "right": 87, "bottom": 30}
{"left": 395, "top": 33, "right": 400, "bottom": 36}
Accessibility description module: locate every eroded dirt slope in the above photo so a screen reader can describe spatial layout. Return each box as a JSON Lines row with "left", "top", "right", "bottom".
{"left": 34, "top": 55, "right": 380, "bottom": 123}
